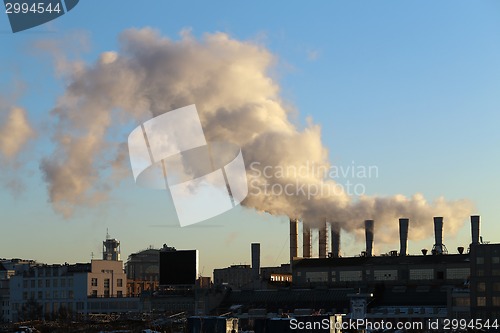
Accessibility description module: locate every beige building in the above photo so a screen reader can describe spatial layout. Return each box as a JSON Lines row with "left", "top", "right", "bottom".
{"left": 8, "top": 236, "right": 138, "bottom": 322}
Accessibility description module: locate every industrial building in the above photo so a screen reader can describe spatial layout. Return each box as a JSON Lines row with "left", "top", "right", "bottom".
{"left": 286, "top": 215, "right": 500, "bottom": 320}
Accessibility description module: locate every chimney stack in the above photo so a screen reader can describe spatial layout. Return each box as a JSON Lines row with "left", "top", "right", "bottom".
{"left": 251, "top": 243, "right": 260, "bottom": 281}
{"left": 289, "top": 218, "right": 298, "bottom": 265}
{"left": 303, "top": 224, "right": 312, "bottom": 258}
{"left": 365, "top": 220, "right": 374, "bottom": 257}
{"left": 319, "top": 220, "right": 328, "bottom": 258}
{"left": 432, "top": 217, "right": 447, "bottom": 255}
{"left": 331, "top": 223, "right": 341, "bottom": 258}
{"left": 399, "top": 218, "right": 409, "bottom": 256}
{"left": 471, "top": 215, "right": 480, "bottom": 245}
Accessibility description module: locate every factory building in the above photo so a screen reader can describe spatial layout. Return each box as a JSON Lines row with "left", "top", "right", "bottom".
{"left": 286, "top": 215, "right": 500, "bottom": 320}
{"left": 470, "top": 242, "right": 500, "bottom": 319}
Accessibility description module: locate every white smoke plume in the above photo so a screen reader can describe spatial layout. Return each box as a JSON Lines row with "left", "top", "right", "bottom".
{"left": 40, "top": 28, "right": 473, "bottom": 241}
{"left": 0, "top": 106, "right": 35, "bottom": 159}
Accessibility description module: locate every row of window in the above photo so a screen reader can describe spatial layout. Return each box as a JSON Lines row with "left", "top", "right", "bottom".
{"left": 476, "top": 282, "right": 500, "bottom": 292}
{"left": 22, "top": 278, "right": 74, "bottom": 289}
{"left": 90, "top": 290, "right": 123, "bottom": 297}
{"left": 91, "top": 278, "right": 123, "bottom": 287}
{"left": 477, "top": 296, "right": 500, "bottom": 306}
{"left": 22, "top": 290, "right": 74, "bottom": 300}
{"left": 476, "top": 256, "right": 500, "bottom": 265}
{"left": 300, "top": 268, "right": 470, "bottom": 282}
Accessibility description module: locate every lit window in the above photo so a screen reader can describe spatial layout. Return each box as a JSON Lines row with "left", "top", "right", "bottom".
{"left": 477, "top": 282, "right": 486, "bottom": 292}
{"left": 477, "top": 297, "right": 486, "bottom": 306}
{"left": 91, "top": 278, "right": 98, "bottom": 287}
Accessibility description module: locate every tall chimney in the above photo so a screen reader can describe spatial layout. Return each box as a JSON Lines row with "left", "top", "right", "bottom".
{"left": 251, "top": 243, "right": 260, "bottom": 281}
{"left": 432, "top": 217, "right": 447, "bottom": 255}
{"left": 303, "top": 224, "right": 312, "bottom": 258}
{"left": 399, "top": 218, "right": 409, "bottom": 256}
{"left": 365, "top": 220, "right": 374, "bottom": 257}
{"left": 471, "top": 215, "right": 480, "bottom": 245}
{"left": 331, "top": 223, "right": 341, "bottom": 258}
{"left": 289, "top": 219, "right": 298, "bottom": 265}
{"left": 319, "top": 220, "right": 328, "bottom": 258}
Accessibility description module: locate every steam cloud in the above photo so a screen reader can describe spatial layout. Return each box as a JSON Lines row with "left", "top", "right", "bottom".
{"left": 40, "top": 28, "right": 473, "bottom": 241}
{"left": 0, "top": 106, "right": 34, "bottom": 159}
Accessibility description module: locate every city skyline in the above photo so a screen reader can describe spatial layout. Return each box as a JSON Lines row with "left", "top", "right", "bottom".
{"left": 1, "top": 1, "right": 500, "bottom": 278}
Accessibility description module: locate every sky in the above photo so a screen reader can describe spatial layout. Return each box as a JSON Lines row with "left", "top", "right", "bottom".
{"left": 1, "top": 1, "right": 500, "bottom": 278}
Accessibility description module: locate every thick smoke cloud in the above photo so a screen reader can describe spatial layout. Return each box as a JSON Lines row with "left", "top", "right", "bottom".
{"left": 40, "top": 28, "right": 473, "bottom": 241}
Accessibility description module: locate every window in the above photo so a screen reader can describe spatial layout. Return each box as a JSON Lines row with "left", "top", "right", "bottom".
{"left": 339, "top": 271, "right": 362, "bottom": 282}
{"left": 38, "top": 279, "right": 42, "bottom": 288}
{"left": 38, "top": 291, "right": 43, "bottom": 300}
{"left": 68, "top": 291, "right": 74, "bottom": 299}
{"left": 68, "top": 278, "right": 73, "bottom": 288}
{"left": 23, "top": 280, "right": 28, "bottom": 288}
{"left": 117, "top": 291, "right": 123, "bottom": 297}
{"left": 447, "top": 268, "right": 470, "bottom": 280}
{"left": 61, "top": 279, "right": 65, "bottom": 287}
{"left": 117, "top": 278, "right": 123, "bottom": 287}
{"left": 91, "top": 278, "right": 98, "bottom": 287}
{"left": 45, "top": 291, "right": 50, "bottom": 299}
{"left": 53, "top": 291, "right": 58, "bottom": 299}
{"left": 409, "top": 269, "right": 434, "bottom": 280}
{"left": 104, "top": 278, "right": 110, "bottom": 289}
{"left": 476, "top": 270, "right": 484, "bottom": 277}
{"left": 31, "top": 280, "right": 35, "bottom": 288}
{"left": 477, "top": 282, "right": 486, "bottom": 292}
{"left": 53, "top": 279, "right": 58, "bottom": 288}
{"left": 46, "top": 279, "right": 50, "bottom": 288}
{"left": 493, "top": 257, "right": 500, "bottom": 264}
{"left": 374, "top": 270, "right": 398, "bottom": 281}
{"left": 477, "top": 257, "right": 484, "bottom": 265}
{"left": 22, "top": 292, "right": 27, "bottom": 300}
{"left": 494, "top": 282, "right": 500, "bottom": 292}
{"left": 493, "top": 297, "right": 500, "bottom": 306}
{"left": 477, "top": 297, "right": 486, "bottom": 307}
{"left": 91, "top": 290, "right": 97, "bottom": 297}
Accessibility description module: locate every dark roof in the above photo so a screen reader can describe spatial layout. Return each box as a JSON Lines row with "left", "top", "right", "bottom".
{"left": 219, "top": 288, "right": 353, "bottom": 313}
{"left": 374, "top": 285, "right": 448, "bottom": 307}
{"left": 294, "top": 254, "right": 470, "bottom": 268}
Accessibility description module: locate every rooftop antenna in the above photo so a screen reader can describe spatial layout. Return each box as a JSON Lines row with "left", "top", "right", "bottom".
{"left": 106, "top": 228, "right": 110, "bottom": 240}
{"left": 91, "top": 252, "right": 94, "bottom": 259}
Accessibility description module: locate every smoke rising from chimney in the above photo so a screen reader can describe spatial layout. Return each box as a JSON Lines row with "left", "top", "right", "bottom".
{"left": 37, "top": 28, "right": 473, "bottom": 243}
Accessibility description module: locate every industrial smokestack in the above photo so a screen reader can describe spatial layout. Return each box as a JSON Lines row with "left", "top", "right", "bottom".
{"left": 319, "top": 221, "right": 328, "bottom": 258}
{"left": 471, "top": 215, "right": 480, "bottom": 245}
{"left": 365, "top": 220, "right": 374, "bottom": 257}
{"left": 251, "top": 243, "right": 260, "bottom": 280}
{"left": 432, "top": 217, "right": 447, "bottom": 255}
{"left": 399, "top": 218, "right": 409, "bottom": 256}
{"left": 331, "top": 223, "right": 341, "bottom": 258}
{"left": 289, "top": 218, "right": 298, "bottom": 265}
{"left": 303, "top": 224, "right": 312, "bottom": 258}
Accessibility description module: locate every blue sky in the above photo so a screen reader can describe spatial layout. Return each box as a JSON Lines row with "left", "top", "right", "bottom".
{"left": 1, "top": 1, "right": 500, "bottom": 276}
